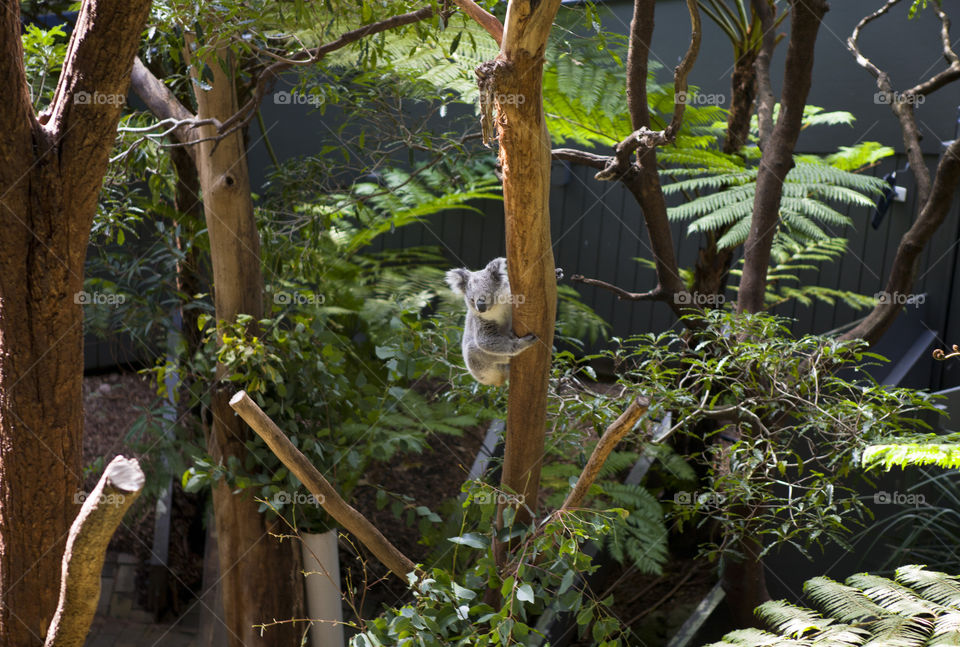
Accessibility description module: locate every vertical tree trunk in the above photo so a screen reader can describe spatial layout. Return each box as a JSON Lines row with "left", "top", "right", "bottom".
{"left": 483, "top": 0, "right": 561, "bottom": 526}
{"left": 0, "top": 0, "right": 150, "bottom": 643}
{"left": 190, "top": 42, "right": 304, "bottom": 646}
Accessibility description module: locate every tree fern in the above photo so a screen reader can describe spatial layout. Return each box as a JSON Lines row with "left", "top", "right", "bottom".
{"left": 706, "top": 567, "right": 960, "bottom": 647}
{"left": 727, "top": 237, "right": 875, "bottom": 311}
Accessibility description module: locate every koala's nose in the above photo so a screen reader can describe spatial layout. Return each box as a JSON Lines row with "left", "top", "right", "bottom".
{"left": 475, "top": 298, "right": 488, "bottom": 313}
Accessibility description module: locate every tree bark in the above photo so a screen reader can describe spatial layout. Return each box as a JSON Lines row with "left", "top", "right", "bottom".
{"left": 737, "top": 0, "right": 828, "bottom": 314}
{"left": 0, "top": 1, "right": 150, "bottom": 644}
{"left": 477, "top": 0, "right": 561, "bottom": 527}
{"left": 625, "top": 0, "right": 689, "bottom": 313}
{"left": 189, "top": 40, "right": 304, "bottom": 647}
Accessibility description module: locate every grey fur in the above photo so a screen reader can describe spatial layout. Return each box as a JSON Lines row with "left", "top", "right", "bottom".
{"left": 445, "top": 257, "right": 536, "bottom": 386}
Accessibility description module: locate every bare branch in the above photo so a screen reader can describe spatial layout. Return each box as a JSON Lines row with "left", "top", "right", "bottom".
{"left": 229, "top": 391, "right": 419, "bottom": 581}
{"left": 935, "top": 2, "right": 959, "bottom": 65}
{"left": 596, "top": 0, "right": 701, "bottom": 181}
{"left": 551, "top": 148, "right": 611, "bottom": 171}
{"left": 571, "top": 274, "right": 668, "bottom": 302}
{"left": 846, "top": 0, "right": 960, "bottom": 215}
{"left": 841, "top": 139, "right": 960, "bottom": 345}
{"left": 44, "top": 457, "right": 144, "bottom": 647}
{"left": 561, "top": 397, "right": 649, "bottom": 511}
{"left": 451, "top": 0, "right": 503, "bottom": 45}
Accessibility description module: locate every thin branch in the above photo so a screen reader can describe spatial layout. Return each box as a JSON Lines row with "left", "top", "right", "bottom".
{"left": 212, "top": 6, "right": 436, "bottom": 145}
{"left": 229, "top": 391, "right": 419, "bottom": 581}
{"left": 451, "top": 0, "right": 503, "bottom": 45}
{"left": 570, "top": 274, "right": 668, "bottom": 302}
{"left": 551, "top": 148, "right": 611, "bottom": 172}
{"left": 44, "top": 457, "right": 144, "bottom": 647}
{"left": 561, "top": 397, "right": 650, "bottom": 511}
{"left": 595, "top": 0, "right": 701, "bottom": 181}
{"left": 841, "top": 139, "right": 960, "bottom": 345}
{"left": 846, "top": 0, "right": 960, "bottom": 221}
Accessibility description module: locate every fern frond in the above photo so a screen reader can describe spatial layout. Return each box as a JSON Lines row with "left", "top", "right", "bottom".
{"left": 845, "top": 573, "right": 937, "bottom": 617}
{"left": 756, "top": 600, "right": 831, "bottom": 638}
{"left": 863, "top": 443, "right": 960, "bottom": 471}
{"left": 862, "top": 614, "right": 933, "bottom": 647}
{"left": 895, "top": 565, "right": 960, "bottom": 609}
{"left": 803, "top": 577, "right": 887, "bottom": 623}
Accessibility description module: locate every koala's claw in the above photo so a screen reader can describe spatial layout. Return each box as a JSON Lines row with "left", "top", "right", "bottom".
{"left": 521, "top": 333, "right": 537, "bottom": 343}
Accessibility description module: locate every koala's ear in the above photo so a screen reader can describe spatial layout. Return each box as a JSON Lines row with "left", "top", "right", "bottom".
{"left": 485, "top": 257, "right": 507, "bottom": 281}
{"left": 445, "top": 268, "right": 469, "bottom": 294}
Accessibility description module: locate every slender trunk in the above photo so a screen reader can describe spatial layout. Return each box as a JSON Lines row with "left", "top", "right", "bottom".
{"left": 191, "top": 42, "right": 303, "bottom": 646}
{"left": 489, "top": 0, "right": 561, "bottom": 526}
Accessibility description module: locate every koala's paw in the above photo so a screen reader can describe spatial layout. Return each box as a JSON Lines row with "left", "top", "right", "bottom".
{"left": 516, "top": 333, "right": 538, "bottom": 352}
{"left": 555, "top": 267, "right": 564, "bottom": 281}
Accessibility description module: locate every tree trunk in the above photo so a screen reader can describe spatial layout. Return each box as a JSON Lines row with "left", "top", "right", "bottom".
{"left": 482, "top": 0, "right": 561, "bottom": 527}
{"left": 190, "top": 41, "right": 304, "bottom": 646}
{"left": 0, "top": 0, "right": 150, "bottom": 643}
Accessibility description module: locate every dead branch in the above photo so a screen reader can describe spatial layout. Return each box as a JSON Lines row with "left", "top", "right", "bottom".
{"left": 595, "top": 0, "right": 701, "bottom": 181}
{"left": 451, "top": 0, "right": 503, "bottom": 45}
{"left": 229, "top": 391, "right": 419, "bottom": 581}
{"left": 44, "top": 457, "right": 144, "bottom": 647}
{"left": 561, "top": 397, "right": 650, "bottom": 511}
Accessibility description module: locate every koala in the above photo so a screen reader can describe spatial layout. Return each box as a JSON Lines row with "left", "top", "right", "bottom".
{"left": 445, "top": 257, "right": 537, "bottom": 386}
